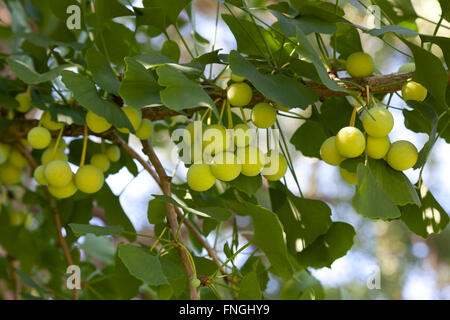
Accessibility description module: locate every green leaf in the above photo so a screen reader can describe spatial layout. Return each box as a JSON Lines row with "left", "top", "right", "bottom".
{"left": 86, "top": 47, "right": 120, "bottom": 95}
{"left": 138, "top": 0, "right": 191, "bottom": 32}
{"left": 95, "top": 0, "right": 133, "bottom": 27}
{"left": 372, "top": 0, "right": 417, "bottom": 24}
{"left": 156, "top": 65, "right": 215, "bottom": 111}
{"left": 362, "top": 25, "right": 418, "bottom": 37}
{"left": 352, "top": 163, "right": 402, "bottom": 220}
{"left": 19, "top": 33, "right": 84, "bottom": 50}
{"left": 226, "top": 200, "right": 293, "bottom": 280}
{"left": 229, "top": 51, "right": 318, "bottom": 109}
{"left": 80, "top": 234, "right": 116, "bottom": 265}
{"left": 161, "top": 40, "right": 181, "bottom": 63}
{"left": 7, "top": 58, "right": 71, "bottom": 84}
{"left": 229, "top": 175, "right": 262, "bottom": 194}
{"left": 400, "top": 185, "right": 449, "bottom": 238}
{"left": 238, "top": 272, "right": 261, "bottom": 300}
{"left": 118, "top": 244, "right": 168, "bottom": 286}
{"left": 119, "top": 57, "right": 162, "bottom": 109}
{"left": 296, "top": 222, "right": 355, "bottom": 268}
{"left": 147, "top": 198, "right": 167, "bottom": 225}
{"left": 280, "top": 270, "right": 324, "bottom": 300}
{"left": 290, "top": 120, "right": 328, "bottom": 158}
{"left": 330, "top": 23, "right": 363, "bottom": 59}
{"left": 68, "top": 223, "right": 124, "bottom": 236}
{"left": 61, "top": 71, "right": 134, "bottom": 132}
{"left": 420, "top": 35, "right": 450, "bottom": 72}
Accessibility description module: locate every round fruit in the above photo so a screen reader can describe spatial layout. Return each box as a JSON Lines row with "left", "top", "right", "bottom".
{"left": 387, "top": 140, "right": 418, "bottom": 171}
{"left": 86, "top": 111, "right": 112, "bottom": 134}
{"left": 210, "top": 152, "right": 242, "bottom": 181}
{"left": 233, "top": 123, "right": 253, "bottom": 148}
{"left": 401, "top": 81, "right": 427, "bottom": 101}
{"left": 41, "top": 148, "right": 68, "bottom": 165}
{"left": 339, "top": 167, "right": 357, "bottom": 185}
{"left": 203, "top": 124, "right": 231, "bottom": 156}
{"left": 9, "top": 211, "right": 25, "bottom": 227}
{"left": 346, "top": 52, "right": 374, "bottom": 78}
{"left": 0, "top": 163, "right": 22, "bottom": 185}
{"left": 9, "top": 149, "right": 28, "bottom": 169}
{"left": 183, "top": 122, "right": 204, "bottom": 147}
{"left": 190, "top": 278, "right": 201, "bottom": 288}
{"left": 336, "top": 127, "right": 366, "bottom": 158}
{"left": 106, "top": 145, "right": 121, "bottom": 162}
{"left": 236, "top": 146, "right": 265, "bottom": 176}
{"left": 135, "top": 119, "right": 153, "bottom": 140}
{"left": 75, "top": 165, "right": 104, "bottom": 194}
{"left": 320, "top": 136, "right": 344, "bottom": 166}
{"left": 367, "top": 136, "right": 390, "bottom": 159}
{"left": 33, "top": 165, "right": 48, "bottom": 185}
{"left": 117, "top": 107, "right": 142, "bottom": 134}
{"left": 48, "top": 179, "right": 77, "bottom": 199}
{"left": 231, "top": 73, "right": 245, "bottom": 82}
{"left": 27, "top": 127, "right": 51, "bottom": 150}
{"left": 15, "top": 92, "right": 31, "bottom": 113}
{"left": 41, "top": 112, "right": 64, "bottom": 131}
{"left": 362, "top": 107, "right": 394, "bottom": 138}
{"left": 0, "top": 143, "right": 11, "bottom": 160}
{"left": 227, "top": 83, "right": 253, "bottom": 107}
{"left": 186, "top": 164, "right": 216, "bottom": 192}
{"left": 252, "top": 102, "right": 277, "bottom": 129}
{"left": 398, "top": 62, "right": 415, "bottom": 73}
{"left": 23, "top": 214, "right": 33, "bottom": 228}
{"left": 48, "top": 138, "right": 67, "bottom": 151}
{"left": 90, "top": 153, "right": 110, "bottom": 172}
{"left": 262, "top": 152, "right": 288, "bottom": 181}
{"left": 44, "top": 160, "right": 72, "bottom": 187}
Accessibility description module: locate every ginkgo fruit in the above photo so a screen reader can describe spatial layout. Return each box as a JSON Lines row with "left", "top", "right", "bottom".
{"left": 41, "top": 148, "right": 68, "bottom": 165}
{"left": 41, "top": 112, "right": 64, "bottom": 131}
{"left": 387, "top": 140, "right": 418, "bottom": 171}
{"left": 367, "top": 136, "right": 390, "bottom": 159}
{"left": 345, "top": 52, "right": 374, "bottom": 78}
{"left": 9, "top": 211, "right": 25, "bottom": 227}
{"left": 231, "top": 73, "right": 245, "bottom": 82}
{"left": 362, "top": 107, "right": 394, "bottom": 138}
{"left": 187, "top": 163, "right": 216, "bottom": 192}
{"left": 86, "top": 110, "right": 112, "bottom": 134}
{"left": 48, "top": 179, "right": 77, "bottom": 199}
{"left": 336, "top": 127, "right": 366, "bottom": 158}
{"left": 90, "top": 153, "right": 110, "bottom": 172}
{"left": 401, "top": 81, "right": 427, "bottom": 101}
{"left": 210, "top": 152, "right": 242, "bottom": 181}
{"left": 106, "top": 145, "right": 121, "bottom": 162}
{"left": 339, "top": 167, "right": 357, "bottom": 185}
{"left": 44, "top": 160, "right": 72, "bottom": 187}
{"left": 117, "top": 107, "right": 142, "bottom": 134}
{"left": 252, "top": 102, "right": 277, "bottom": 129}
{"left": 9, "top": 150, "right": 28, "bottom": 169}
{"left": 33, "top": 165, "right": 48, "bottom": 185}
{"left": 135, "top": 119, "right": 153, "bottom": 140}
{"left": 0, "top": 163, "right": 22, "bottom": 185}
{"left": 48, "top": 138, "right": 67, "bottom": 151}
{"left": 272, "top": 102, "right": 291, "bottom": 112}
{"left": 75, "top": 165, "right": 104, "bottom": 194}
{"left": 233, "top": 123, "right": 253, "bottom": 148}
{"left": 183, "top": 122, "right": 204, "bottom": 147}
{"left": 398, "top": 62, "right": 415, "bottom": 73}
{"left": 203, "top": 124, "right": 231, "bottom": 156}
{"left": 27, "top": 127, "right": 51, "bottom": 150}
{"left": 0, "top": 143, "right": 11, "bottom": 160}
{"left": 227, "top": 83, "right": 253, "bottom": 107}
{"left": 236, "top": 146, "right": 265, "bottom": 176}
{"left": 262, "top": 152, "right": 287, "bottom": 181}
{"left": 24, "top": 214, "right": 33, "bottom": 228}
{"left": 15, "top": 92, "right": 31, "bottom": 113}
{"left": 320, "top": 136, "right": 344, "bottom": 166}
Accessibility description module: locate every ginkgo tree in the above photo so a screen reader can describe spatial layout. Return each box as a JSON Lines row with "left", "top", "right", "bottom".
{"left": 0, "top": 0, "right": 449, "bottom": 300}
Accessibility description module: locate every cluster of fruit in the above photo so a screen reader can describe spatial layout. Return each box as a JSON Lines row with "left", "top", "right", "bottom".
{"left": 184, "top": 74, "right": 288, "bottom": 192}
{"left": 7, "top": 210, "right": 33, "bottom": 228}
{"left": 0, "top": 143, "right": 28, "bottom": 185}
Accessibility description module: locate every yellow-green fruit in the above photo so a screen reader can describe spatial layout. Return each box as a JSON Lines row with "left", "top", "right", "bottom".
{"left": 252, "top": 102, "right": 277, "bottom": 129}
{"left": 231, "top": 73, "right": 245, "bottom": 82}
{"left": 41, "top": 112, "right": 64, "bottom": 131}
{"left": 398, "top": 62, "right": 415, "bottom": 73}
{"left": 387, "top": 140, "right": 418, "bottom": 171}
{"left": 0, "top": 149, "right": 6, "bottom": 165}
{"left": 187, "top": 164, "right": 216, "bottom": 192}
{"left": 9, "top": 211, "right": 25, "bottom": 227}
{"left": 367, "top": 136, "right": 390, "bottom": 159}
{"left": 48, "top": 138, "right": 67, "bottom": 151}
{"left": 90, "top": 153, "right": 110, "bottom": 172}
{"left": 48, "top": 179, "right": 77, "bottom": 199}
{"left": 272, "top": 102, "right": 291, "bottom": 112}
{"left": 233, "top": 123, "right": 253, "bottom": 148}
{"left": 336, "top": 127, "right": 366, "bottom": 158}
{"left": 33, "top": 165, "right": 48, "bottom": 185}
{"left": 227, "top": 83, "right": 253, "bottom": 107}
{"left": 75, "top": 165, "right": 104, "bottom": 194}
{"left": 15, "top": 92, "right": 32, "bottom": 113}
{"left": 262, "top": 152, "right": 288, "bottom": 181}
{"left": 41, "top": 148, "right": 68, "bottom": 165}
{"left": 27, "top": 127, "right": 51, "bottom": 150}
{"left": 106, "top": 145, "right": 120, "bottom": 162}
{"left": 401, "top": 81, "right": 427, "bottom": 102}
{"left": 362, "top": 107, "right": 394, "bottom": 138}
{"left": 86, "top": 111, "right": 112, "bottom": 133}
{"left": 0, "top": 143, "right": 11, "bottom": 160}
{"left": 24, "top": 214, "right": 33, "bottom": 228}
{"left": 346, "top": 52, "right": 374, "bottom": 78}
{"left": 8, "top": 150, "right": 28, "bottom": 169}
{"left": 203, "top": 124, "right": 231, "bottom": 156}
{"left": 183, "top": 122, "right": 204, "bottom": 147}
{"left": 320, "top": 136, "right": 344, "bottom": 166}
{"left": 339, "top": 167, "right": 357, "bottom": 185}
{"left": 44, "top": 160, "right": 72, "bottom": 187}
{"left": 236, "top": 146, "right": 265, "bottom": 176}
{"left": 210, "top": 152, "right": 242, "bottom": 181}
{"left": 117, "top": 107, "right": 142, "bottom": 133}
{"left": 0, "top": 163, "right": 22, "bottom": 185}
{"left": 135, "top": 119, "right": 153, "bottom": 140}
